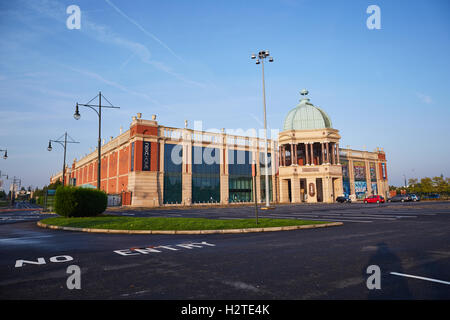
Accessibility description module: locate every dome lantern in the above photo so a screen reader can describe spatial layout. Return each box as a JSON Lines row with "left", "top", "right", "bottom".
{"left": 282, "top": 90, "right": 332, "bottom": 131}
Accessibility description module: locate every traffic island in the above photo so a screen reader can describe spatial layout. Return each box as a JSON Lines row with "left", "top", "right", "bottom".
{"left": 37, "top": 216, "right": 343, "bottom": 234}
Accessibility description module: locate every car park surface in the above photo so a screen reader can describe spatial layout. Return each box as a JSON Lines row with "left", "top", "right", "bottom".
{"left": 0, "top": 201, "right": 449, "bottom": 300}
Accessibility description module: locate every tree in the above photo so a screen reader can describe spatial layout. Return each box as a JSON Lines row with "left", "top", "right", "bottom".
{"left": 419, "top": 177, "right": 433, "bottom": 194}
{"left": 48, "top": 179, "right": 62, "bottom": 190}
{"left": 432, "top": 176, "right": 447, "bottom": 194}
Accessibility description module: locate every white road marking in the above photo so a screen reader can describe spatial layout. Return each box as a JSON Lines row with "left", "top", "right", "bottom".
{"left": 114, "top": 241, "right": 215, "bottom": 256}
{"left": 120, "top": 289, "right": 151, "bottom": 297}
{"left": 0, "top": 235, "right": 52, "bottom": 242}
{"left": 263, "top": 214, "right": 373, "bottom": 223}
{"left": 315, "top": 219, "right": 373, "bottom": 223}
{"left": 390, "top": 272, "right": 450, "bottom": 285}
{"left": 266, "top": 212, "right": 410, "bottom": 221}
{"left": 264, "top": 215, "right": 372, "bottom": 223}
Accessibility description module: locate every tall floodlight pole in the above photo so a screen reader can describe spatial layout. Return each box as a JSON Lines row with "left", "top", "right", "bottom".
{"left": 74, "top": 92, "right": 119, "bottom": 190}
{"left": 251, "top": 50, "right": 274, "bottom": 208}
{"left": 47, "top": 132, "right": 80, "bottom": 186}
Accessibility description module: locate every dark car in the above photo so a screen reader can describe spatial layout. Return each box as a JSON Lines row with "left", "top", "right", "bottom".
{"left": 336, "top": 195, "right": 352, "bottom": 203}
{"left": 388, "top": 194, "right": 410, "bottom": 202}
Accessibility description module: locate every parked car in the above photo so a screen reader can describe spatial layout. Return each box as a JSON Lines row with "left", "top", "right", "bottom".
{"left": 336, "top": 195, "right": 352, "bottom": 203}
{"left": 407, "top": 194, "right": 420, "bottom": 202}
{"left": 388, "top": 194, "right": 410, "bottom": 202}
{"left": 363, "top": 195, "right": 385, "bottom": 204}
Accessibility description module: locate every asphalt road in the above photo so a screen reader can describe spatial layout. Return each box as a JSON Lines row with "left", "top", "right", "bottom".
{"left": 0, "top": 201, "right": 449, "bottom": 301}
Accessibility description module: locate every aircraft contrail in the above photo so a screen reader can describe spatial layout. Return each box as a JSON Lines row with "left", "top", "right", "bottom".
{"left": 104, "top": 0, "right": 183, "bottom": 62}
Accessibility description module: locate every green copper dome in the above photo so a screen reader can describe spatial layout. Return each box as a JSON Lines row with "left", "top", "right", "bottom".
{"left": 283, "top": 90, "right": 332, "bottom": 131}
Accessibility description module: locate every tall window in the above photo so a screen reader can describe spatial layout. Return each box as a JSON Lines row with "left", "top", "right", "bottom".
{"left": 163, "top": 144, "right": 182, "bottom": 204}
{"left": 228, "top": 149, "right": 253, "bottom": 202}
{"left": 192, "top": 146, "right": 220, "bottom": 203}
{"left": 130, "top": 142, "right": 135, "bottom": 172}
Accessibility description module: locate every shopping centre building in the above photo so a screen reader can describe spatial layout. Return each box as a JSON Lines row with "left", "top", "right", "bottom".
{"left": 50, "top": 91, "right": 388, "bottom": 206}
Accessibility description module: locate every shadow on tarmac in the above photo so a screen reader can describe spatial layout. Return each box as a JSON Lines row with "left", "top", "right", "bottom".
{"left": 365, "top": 242, "right": 412, "bottom": 299}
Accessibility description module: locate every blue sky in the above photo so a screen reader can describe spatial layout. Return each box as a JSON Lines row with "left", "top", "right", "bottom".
{"left": 0, "top": 0, "right": 449, "bottom": 191}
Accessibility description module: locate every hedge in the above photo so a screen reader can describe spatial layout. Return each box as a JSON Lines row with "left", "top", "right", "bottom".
{"left": 54, "top": 186, "right": 107, "bottom": 217}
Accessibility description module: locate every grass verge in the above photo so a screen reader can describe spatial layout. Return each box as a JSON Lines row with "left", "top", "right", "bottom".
{"left": 40, "top": 216, "right": 329, "bottom": 231}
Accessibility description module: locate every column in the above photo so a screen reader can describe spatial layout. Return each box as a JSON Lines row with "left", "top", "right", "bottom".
{"left": 325, "top": 142, "right": 330, "bottom": 164}
{"left": 348, "top": 159, "right": 355, "bottom": 196}
{"left": 291, "top": 142, "right": 294, "bottom": 166}
{"left": 280, "top": 179, "right": 290, "bottom": 203}
{"left": 365, "top": 160, "right": 372, "bottom": 196}
{"left": 272, "top": 140, "right": 278, "bottom": 202}
{"left": 279, "top": 146, "right": 282, "bottom": 167}
{"left": 182, "top": 131, "right": 192, "bottom": 205}
{"left": 305, "top": 143, "right": 310, "bottom": 166}
{"left": 331, "top": 142, "right": 336, "bottom": 165}
{"left": 293, "top": 143, "right": 297, "bottom": 165}
{"left": 310, "top": 142, "right": 314, "bottom": 165}
{"left": 336, "top": 143, "right": 340, "bottom": 164}
{"left": 220, "top": 133, "right": 229, "bottom": 204}
{"left": 291, "top": 176, "right": 301, "bottom": 203}
{"left": 321, "top": 142, "right": 325, "bottom": 165}
{"left": 306, "top": 178, "right": 317, "bottom": 203}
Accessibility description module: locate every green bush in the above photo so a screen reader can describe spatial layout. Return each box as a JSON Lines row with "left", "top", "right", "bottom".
{"left": 54, "top": 186, "right": 107, "bottom": 217}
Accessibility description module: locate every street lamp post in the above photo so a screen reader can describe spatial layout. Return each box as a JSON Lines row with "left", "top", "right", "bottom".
{"left": 0, "top": 148, "right": 7, "bottom": 159}
{"left": 251, "top": 50, "right": 274, "bottom": 208}
{"left": 74, "top": 92, "right": 119, "bottom": 190}
{"left": 47, "top": 132, "right": 79, "bottom": 186}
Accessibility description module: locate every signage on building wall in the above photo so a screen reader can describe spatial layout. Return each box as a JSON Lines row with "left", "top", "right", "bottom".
{"left": 355, "top": 181, "right": 367, "bottom": 195}
{"left": 302, "top": 167, "right": 319, "bottom": 173}
{"left": 370, "top": 162, "right": 377, "bottom": 182}
{"left": 308, "top": 183, "right": 315, "bottom": 197}
{"left": 381, "top": 163, "right": 386, "bottom": 180}
{"left": 142, "top": 141, "right": 151, "bottom": 171}
{"left": 353, "top": 161, "right": 366, "bottom": 181}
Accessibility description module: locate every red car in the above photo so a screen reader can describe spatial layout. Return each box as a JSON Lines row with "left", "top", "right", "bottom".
{"left": 363, "top": 195, "right": 385, "bottom": 204}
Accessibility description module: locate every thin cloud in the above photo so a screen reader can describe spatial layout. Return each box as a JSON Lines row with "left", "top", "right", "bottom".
{"left": 24, "top": 0, "right": 205, "bottom": 88}
{"left": 63, "top": 65, "right": 161, "bottom": 107}
{"left": 104, "top": 0, "right": 183, "bottom": 62}
{"left": 416, "top": 92, "right": 433, "bottom": 105}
